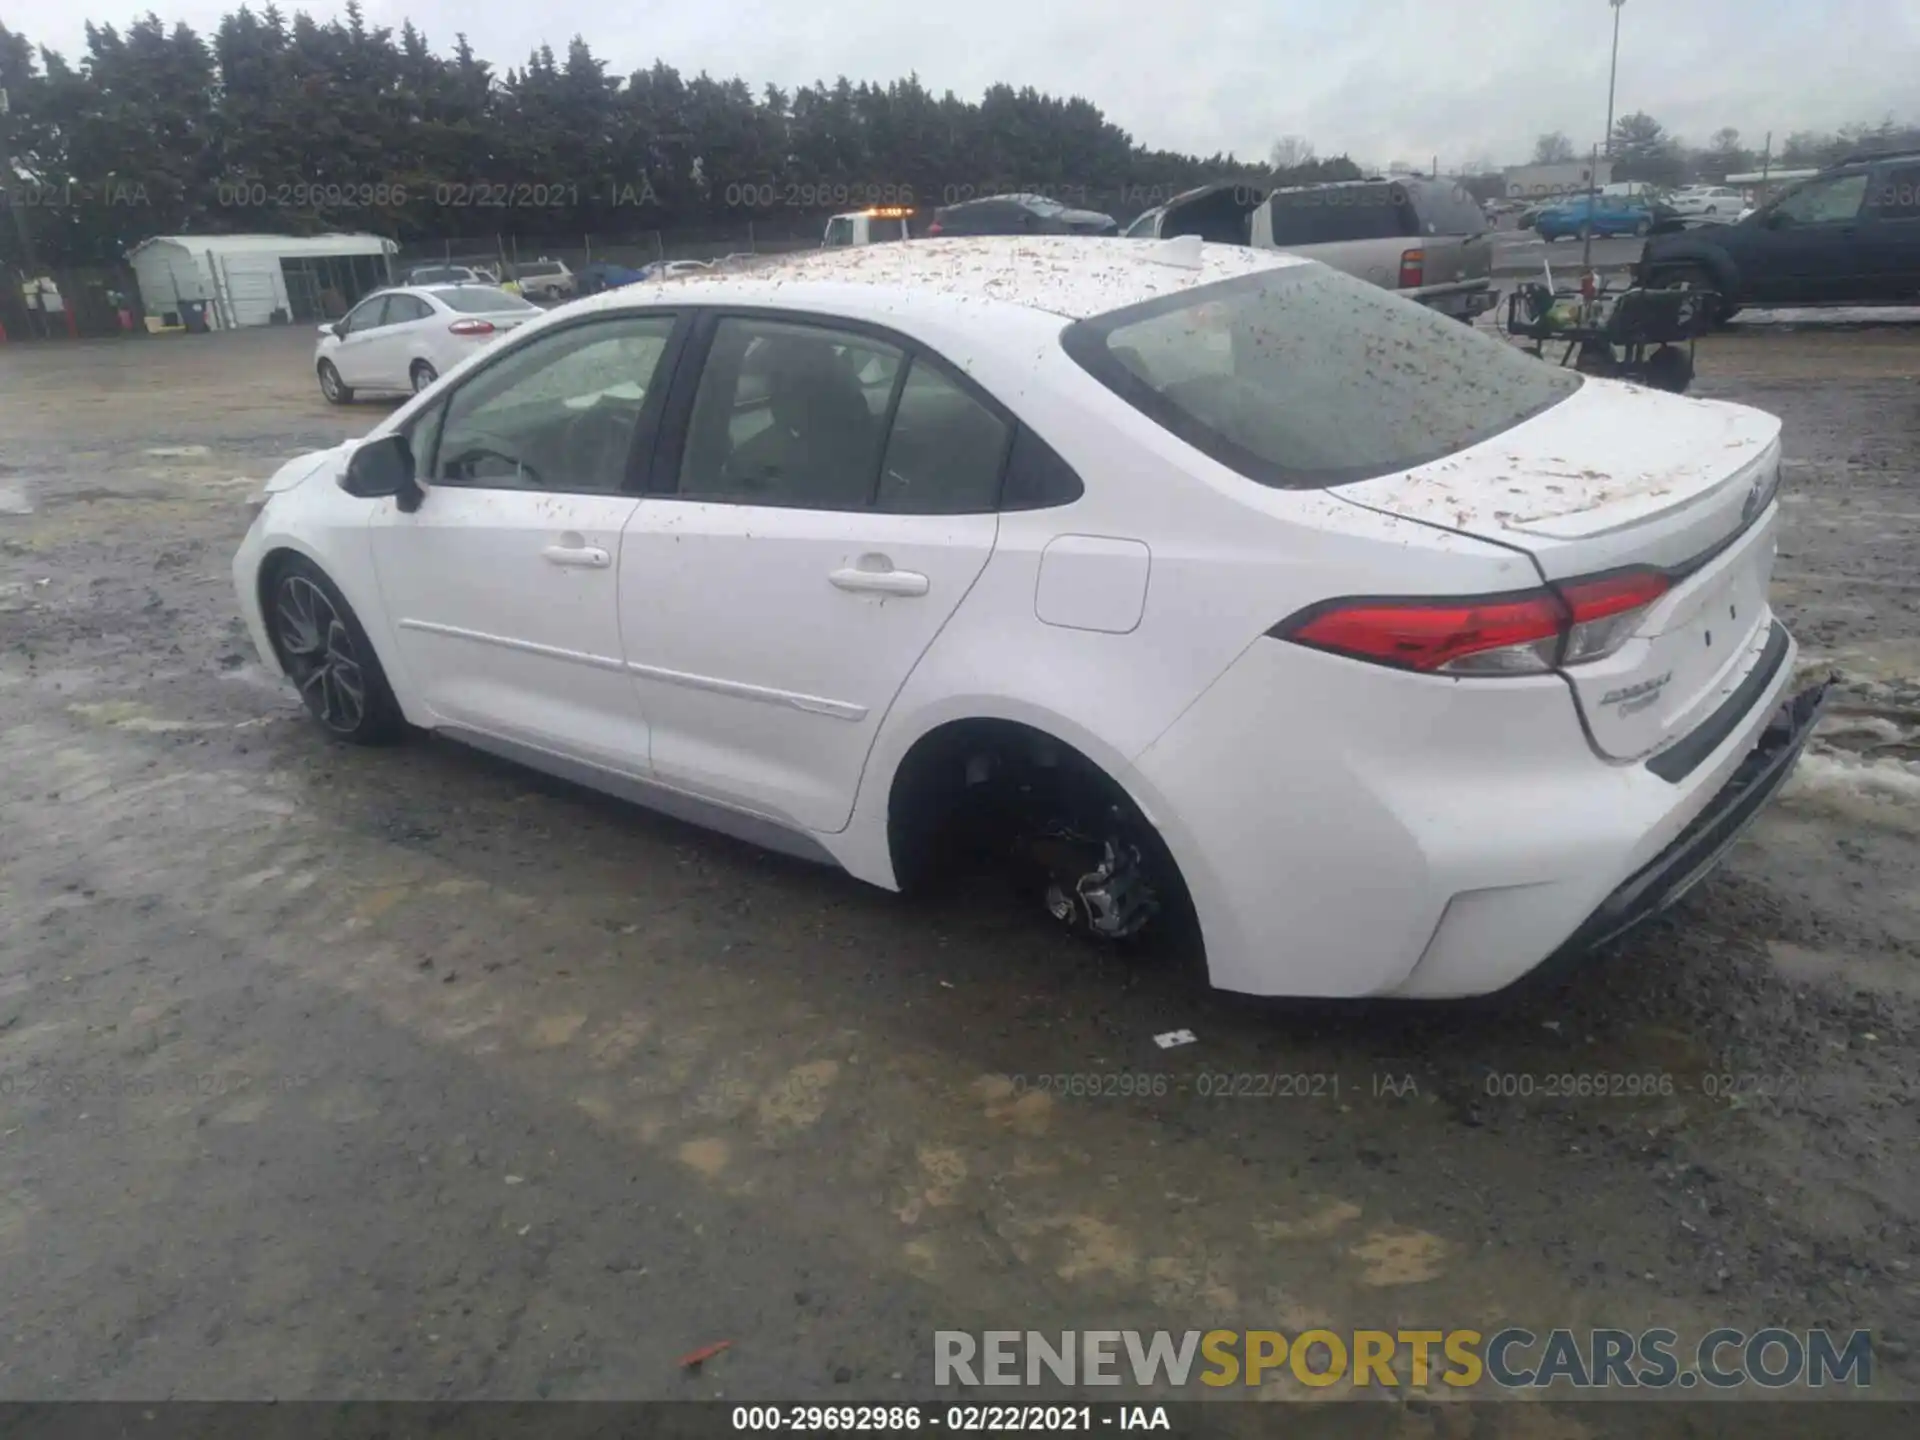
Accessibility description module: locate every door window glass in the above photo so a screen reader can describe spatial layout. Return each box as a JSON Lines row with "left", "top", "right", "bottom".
{"left": 678, "top": 318, "right": 904, "bottom": 508}
{"left": 385, "top": 294, "right": 432, "bottom": 323}
{"left": 875, "top": 360, "right": 1012, "bottom": 514}
{"left": 342, "top": 295, "right": 391, "bottom": 333}
{"left": 1774, "top": 173, "right": 1868, "bottom": 225}
{"left": 431, "top": 316, "right": 676, "bottom": 493}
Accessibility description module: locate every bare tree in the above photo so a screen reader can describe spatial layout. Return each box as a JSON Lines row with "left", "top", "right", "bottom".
{"left": 1268, "top": 135, "right": 1316, "bottom": 172}
{"left": 1532, "top": 131, "right": 1576, "bottom": 165}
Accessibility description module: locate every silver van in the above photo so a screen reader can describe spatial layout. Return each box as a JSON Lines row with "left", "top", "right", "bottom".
{"left": 1125, "top": 177, "right": 1498, "bottom": 322}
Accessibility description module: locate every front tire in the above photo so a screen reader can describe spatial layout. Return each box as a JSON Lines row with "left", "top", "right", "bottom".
{"left": 265, "top": 557, "right": 405, "bottom": 745}
{"left": 410, "top": 359, "right": 437, "bottom": 393}
{"left": 1652, "top": 263, "right": 1736, "bottom": 327}
{"left": 317, "top": 360, "right": 352, "bottom": 405}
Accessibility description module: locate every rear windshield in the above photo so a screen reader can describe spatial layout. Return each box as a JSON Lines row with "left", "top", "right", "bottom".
{"left": 434, "top": 285, "right": 537, "bottom": 313}
{"left": 1061, "top": 263, "right": 1582, "bottom": 489}
{"left": 1263, "top": 183, "right": 1421, "bottom": 244}
{"left": 409, "top": 267, "right": 469, "bottom": 284}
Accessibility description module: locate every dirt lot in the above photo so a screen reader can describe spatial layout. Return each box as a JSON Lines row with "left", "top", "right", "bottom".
{"left": 1, "top": 319, "right": 1918, "bottom": 1422}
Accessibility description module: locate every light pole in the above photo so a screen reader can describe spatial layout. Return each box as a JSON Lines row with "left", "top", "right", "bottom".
{"left": 1603, "top": 0, "right": 1626, "bottom": 158}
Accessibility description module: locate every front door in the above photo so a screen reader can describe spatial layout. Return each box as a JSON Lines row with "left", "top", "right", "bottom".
{"left": 367, "top": 312, "right": 683, "bottom": 773}
{"left": 619, "top": 313, "right": 1009, "bottom": 834}
{"left": 331, "top": 294, "right": 398, "bottom": 387}
{"left": 1738, "top": 170, "right": 1871, "bottom": 303}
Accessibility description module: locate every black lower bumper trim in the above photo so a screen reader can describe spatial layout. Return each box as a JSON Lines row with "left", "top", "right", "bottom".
{"left": 1561, "top": 675, "right": 1832, "bottom": 956}
{"left": 1647, "top": 620, "right": 1792, "bottom": 782}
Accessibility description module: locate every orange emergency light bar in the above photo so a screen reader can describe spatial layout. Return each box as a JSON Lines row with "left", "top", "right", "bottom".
{"left": 865, "top": 206, "right": 915, "bottom": 218}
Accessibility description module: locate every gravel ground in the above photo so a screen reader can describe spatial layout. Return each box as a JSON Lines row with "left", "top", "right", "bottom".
{"left": 0, "top": 320, "right": 1917, "bottom": 1420}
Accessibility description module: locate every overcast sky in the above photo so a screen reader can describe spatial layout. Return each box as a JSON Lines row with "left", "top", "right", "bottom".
{"left": 22, "top": 0, "right": 1920, "bottom": 168}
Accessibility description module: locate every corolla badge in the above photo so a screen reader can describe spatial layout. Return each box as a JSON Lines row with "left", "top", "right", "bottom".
{"left": 1600, "top": 672, "right": 1673, "bottom": 717}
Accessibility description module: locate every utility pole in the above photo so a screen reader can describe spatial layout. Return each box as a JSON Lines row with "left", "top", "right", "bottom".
{"left": 1603, "top": 0, "right": 1627, "bottom": 158}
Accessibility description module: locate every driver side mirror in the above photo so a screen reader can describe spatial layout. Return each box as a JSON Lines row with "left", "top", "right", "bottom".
{"left": 342, "top": 433, "right": 424, "bottom": 513}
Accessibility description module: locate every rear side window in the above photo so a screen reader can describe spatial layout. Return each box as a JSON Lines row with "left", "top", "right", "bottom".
{"left": 1413, "top": 181, "right": 1488, "bottom": 235}
{"left": 876, "top": 360, "right": 1012, "bottom": 513}
{"left": 1061, "top": 264, "right": 1582, "bottom": 489}
{"left": 1263, "top": 183, "right": 1420, "bottom": 244}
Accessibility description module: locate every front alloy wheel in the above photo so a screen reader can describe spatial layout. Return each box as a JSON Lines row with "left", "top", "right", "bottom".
{"left": 275, "top": 574, "right": 369, "bottom": 735}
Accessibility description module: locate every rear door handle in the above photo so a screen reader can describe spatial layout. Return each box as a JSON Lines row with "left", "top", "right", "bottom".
{"left": 543, "top": 543, "right": 611, "bottom": 569}
{"left": 829, "top": 565, "right": 929, "bottom": 597}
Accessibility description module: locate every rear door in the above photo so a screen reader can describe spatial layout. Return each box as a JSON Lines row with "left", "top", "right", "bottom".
{"left": 618, "top": 311, "right": 1007, "bottom": 834}
{"left": 369, "top": 292, "right": 434, "bottom": 387}
{"left": 1862, "top": 161, "right": 1920, "bottom": 299}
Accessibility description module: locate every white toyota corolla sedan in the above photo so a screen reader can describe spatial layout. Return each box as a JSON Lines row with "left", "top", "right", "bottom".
{"left": 236, "top": 236, "right": 1828, "bottom": 999}
{"left": 314, "top": 283, "right": 542, "bottom": 402}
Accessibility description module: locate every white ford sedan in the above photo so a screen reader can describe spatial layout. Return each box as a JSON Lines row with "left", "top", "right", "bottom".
{"left": 315, "top": 283, "right": 541, "bottom": 402}
{"left": 236, "top": 236, "right": 1828, "bottom": 999}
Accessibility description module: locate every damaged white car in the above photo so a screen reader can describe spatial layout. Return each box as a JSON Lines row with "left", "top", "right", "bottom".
{"left": 234, "top": 236, "right": 1828, "bottom": 998}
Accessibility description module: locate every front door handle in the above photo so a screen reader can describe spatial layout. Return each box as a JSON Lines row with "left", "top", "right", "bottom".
{"left": 543, "top": 543, "right": 611, "bottom": 569}
{"left": 829, "top": 563, "right": 929, "bottom": 597}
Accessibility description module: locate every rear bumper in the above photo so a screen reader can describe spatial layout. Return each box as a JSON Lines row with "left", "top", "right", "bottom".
{"left": 1555, "top": 674, "right": 1832, "bottom": 956}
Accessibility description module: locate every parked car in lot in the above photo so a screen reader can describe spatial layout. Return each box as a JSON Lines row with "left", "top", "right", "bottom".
{"left": 1534, "top": 193, "right": 1659, "bottom": 241}
{"left": 1126, "top": 177, "right": 1498, "bottom": 321}
{"left": 1639, "top": 150, "right": 1920, "bottom": 321}
{"left": 1667, "top": 186, "right": 1748, "bottom": 220}
{"left": 313, "top": 284, "right": 542, "bottom": 402}
{"left": 927, "top": 193, "right": 1117, "bottom": 236}
{"left": 509, "top": 258, "right": 576, "bottom": 300}
{"left": 239, "top": 237, "right": 1823, "bottom": 999}
{"left": 404, "top": 264, "right": 489, "bottom": 287}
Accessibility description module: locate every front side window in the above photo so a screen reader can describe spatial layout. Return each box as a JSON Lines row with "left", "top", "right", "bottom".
{"left": 677, "top": 318, "right": 904, "bottom": 508}
{"left": 430, "top": 316, "right": 676, "bottom": 493}
{"left": 1062, "top": 263, "right": 1582, "bottom": 490}
{"left": 1773, "top": 173, "right": 1869, "bottom": 225}
{"left": 343, "top": 296, "right": 391, "bottom": 333}
{"left": 823, "top": 217, "right": 855, "bottom": 247}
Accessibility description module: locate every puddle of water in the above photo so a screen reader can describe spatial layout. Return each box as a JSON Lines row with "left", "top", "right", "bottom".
{"left": 0, "top": 483, "right": 33, "bottom": 515}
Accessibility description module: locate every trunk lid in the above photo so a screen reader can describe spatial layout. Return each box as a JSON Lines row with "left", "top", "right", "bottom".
{"left": 1333, "top": 378, "right": 1785, "bottom": 762}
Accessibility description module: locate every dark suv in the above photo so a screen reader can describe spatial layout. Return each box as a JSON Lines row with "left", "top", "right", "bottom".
{"left": 1638, "top": 149, "right": 1920, "bottom": 320}
{"left": 927, "top": 193, "right": 1117, "bottom": 237}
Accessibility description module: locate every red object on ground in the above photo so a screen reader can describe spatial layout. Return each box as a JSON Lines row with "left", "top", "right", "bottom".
{"left": 677, "top": 1339, "right": 734, "bottom": 1369}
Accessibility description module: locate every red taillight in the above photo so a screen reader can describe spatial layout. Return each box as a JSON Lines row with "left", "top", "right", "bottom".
{"left": 448, "top": 319, "right": 495, "bottom": 336}
{"left": 1272, "top": 568, "right": 1672, "bottom": 677}
{"left": 927, "top": 221, "right": 943, "bottom": 236}
{"left": 1276, "top": 591, "right": 1565, "bottom": 674}
{"left": 1559, "top": 567, "right": 1672, "bottom": 664}
{"left": 1399, "top": 248, "right": 1425, "bottom": 287}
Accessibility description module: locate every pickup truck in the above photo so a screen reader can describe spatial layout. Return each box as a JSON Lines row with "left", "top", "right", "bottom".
{"left": 822, "top": 207, "right": 914, "bottom": 247}
{"left": 1123, "top": 177, "right": 1498, "bottom": 322}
